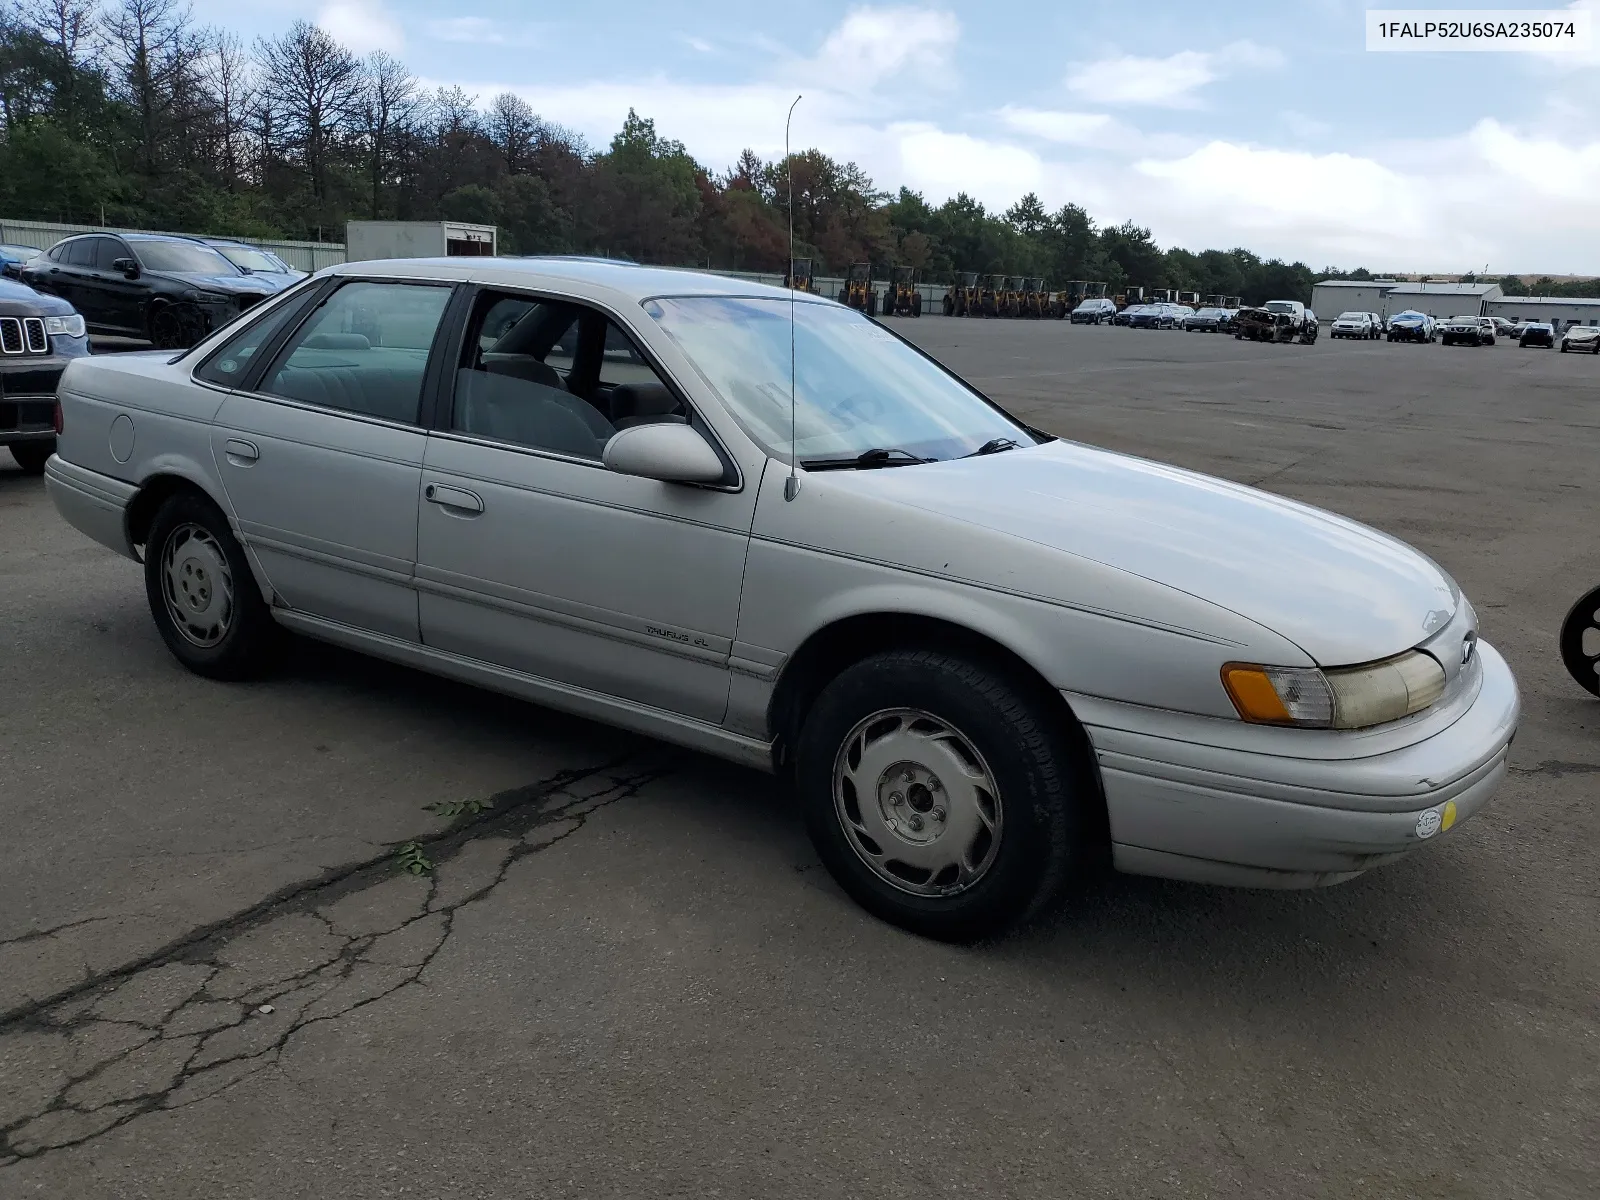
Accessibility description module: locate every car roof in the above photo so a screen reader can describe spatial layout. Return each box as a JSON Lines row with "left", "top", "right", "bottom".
{"left": 324, "top": 255, "right": 806, "bottom": 304}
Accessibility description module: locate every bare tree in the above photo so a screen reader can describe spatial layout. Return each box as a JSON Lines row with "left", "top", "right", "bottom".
{"left": 22, "top": 0, "right": 98, "bottom": 128}
{"left": 200, "top": 29, "right": 251, "bottom": 189}
{"left": 254, "top": 19, "right": 360, "bottom": 209}
{"left": 99, "top": 0, "right": 191, "bottom": 174}
{"left": 485, "top": 90, "right": 536, "bottom": 176}
{"left": 357, "top": 48, "right": 416, "bottom": 218}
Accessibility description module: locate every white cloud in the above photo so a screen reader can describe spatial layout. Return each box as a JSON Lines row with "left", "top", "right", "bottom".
{"left": 1069, "top": 41, "right": 1284, "bottom": 108}
{"left": 681, "top": 35, "right": 715, "bottom": 54}
{"left": 426, "top": 18, "right": 505, "bottom": 45}
{"left": 317, "top": 0, "right": 404, "bottom": 55}
{"left": 814, "top": 6, "right": 959, "bottom": 78}
{"left": 998, "top": 107, "right": 1118, "bottom": 147}
{"left": 895, "top": 125, "right": 1045, "bottom": 206}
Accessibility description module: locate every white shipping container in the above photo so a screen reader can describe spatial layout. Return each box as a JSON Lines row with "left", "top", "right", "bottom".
{"left": 345, "top": 221, "right": 497, "bottom": 262}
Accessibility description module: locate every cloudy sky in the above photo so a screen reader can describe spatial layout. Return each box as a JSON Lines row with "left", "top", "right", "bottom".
{"left": 201, "top": 0, "right": 1600, "bottom": 273}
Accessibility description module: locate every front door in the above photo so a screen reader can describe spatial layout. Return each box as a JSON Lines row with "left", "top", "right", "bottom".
{"left": 414, "top": 290, "right": 756, "bottom": 723}
{"left": 209, "top": 278, "right": 457, "bottom": 642}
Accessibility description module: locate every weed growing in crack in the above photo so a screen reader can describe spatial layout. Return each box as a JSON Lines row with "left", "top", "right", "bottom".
{"left": 395, "top": 841, "right": 432, "bottom": 876}
{"left": 424, "top": 797, "right": 495, "bottom": 819}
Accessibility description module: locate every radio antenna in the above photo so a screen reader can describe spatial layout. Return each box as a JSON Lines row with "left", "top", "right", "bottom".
{"left": 784, "top": 93, "right": 802, "bottom": 502}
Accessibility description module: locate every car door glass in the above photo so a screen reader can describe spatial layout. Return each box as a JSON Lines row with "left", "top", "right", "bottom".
{"left": 196, "top": 296, "right": 311, "bottom": 386}
{"left": 452, "top": 295, "right": 611, "bottom": 459}
{"left": 65, "top": 239, "right": 96, "bottom": 267}
{"left": 598, "top": 319, "right": 687, "bottom": 428}
{"left": 259, "top": 281, "right": 452, "bottom": 424}
{"left": 94, "top": 239, "right": 126, "bottom": 271}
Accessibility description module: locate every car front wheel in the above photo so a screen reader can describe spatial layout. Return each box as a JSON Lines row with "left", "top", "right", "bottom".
{"left": 143, "top": 490, "right": 279, "bottom": 680}
{"left": 796, "top": 648, "right": 1088, "bottom": 942}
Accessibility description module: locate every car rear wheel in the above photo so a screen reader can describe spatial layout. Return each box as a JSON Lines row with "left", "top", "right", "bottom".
{"left": 143, "top": 490, "right": 279, "bottom": 680}
{"left": 1559, "top": 585, "right": 1600, "bottom": 697}
{"left": 796, "top": 648, "right": 1088, "bottom": 942}
{"left": 8, "top": 439, "right": 54, "bottom": 475}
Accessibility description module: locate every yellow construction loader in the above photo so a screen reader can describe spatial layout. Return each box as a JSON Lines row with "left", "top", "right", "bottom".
{"left": 943, "top": 271, "right": 979, "bottom": 316}
{"left": 782, "top": 258, "right": 818, "bottom": 294}
{"left": 883, "top": 266, "right": 922, "bottom": 317}
{"left": 978, "top": 274, "right": 1006, "bottom": 318}
{"left": 837, "top": 262, "right": 877, "bottom": 316}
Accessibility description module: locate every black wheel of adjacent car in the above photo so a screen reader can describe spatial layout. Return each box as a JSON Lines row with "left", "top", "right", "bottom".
{"left": 1559, "top": 585, "right": 1600, "bottom": 697}
{"left": 796, "top": 648, "right": 1089, "bottom": 942}
{"left": 143, "top": 490, "right": 279, "bottom": 680}
{"left": 8, "top": 438, "right": 54, "bottom": 475}
{"left": 149, "top": 302, "right": 208, "bottom": 350}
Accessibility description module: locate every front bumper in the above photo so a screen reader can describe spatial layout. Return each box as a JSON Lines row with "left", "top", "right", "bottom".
{"left": 1073, "top": 640, "right": 1520, "bottom": 888}
{"left": 0, "top": 347, "right": 73, "bottom": 443}
{"left": 44, "top": 455, "right": 140, "bottom": 560}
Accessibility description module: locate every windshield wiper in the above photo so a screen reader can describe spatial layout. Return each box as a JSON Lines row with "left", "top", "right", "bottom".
{"left": 962, "top": 437, "right": 1020, "bottom": 458}
{"left": 801, "top": 447, "right": 934, "bottom": 471}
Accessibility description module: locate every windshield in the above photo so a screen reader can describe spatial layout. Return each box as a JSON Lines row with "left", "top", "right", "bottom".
{"left": 134, "top": 240, "right": 241, "bottom": 275}
{"left": 1337, "top": 312, "right": 1365, "bottom": 320}
{"left": 643, "top": 296, "right": 1030, "bottom": 463}
{"left": 1264, "top": 301, "right": 1297, "bottom": 314}
{"left": 214, "top": 245, "right": 284, "bottom": 273}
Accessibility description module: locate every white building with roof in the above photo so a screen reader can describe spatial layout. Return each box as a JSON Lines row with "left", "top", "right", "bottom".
{"left": 1377, "top": 282, "right": 1503, "bottom": 320}
{"left": 1310, "top": 279, "right": 1402, "bottom": 319}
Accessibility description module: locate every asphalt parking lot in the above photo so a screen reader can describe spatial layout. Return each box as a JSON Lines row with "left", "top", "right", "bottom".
{"left": 3, "top": 321, "right": 1597, "bottom": 1198}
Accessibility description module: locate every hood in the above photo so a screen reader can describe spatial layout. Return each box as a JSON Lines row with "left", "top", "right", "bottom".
{"left": 154, "top": 270, "right": 283, "bottom": 296}
{"left": 830, "top": 439, "right": 1459, "bottom": 667}
{"left": 0, "top": 276, "right": 74, "bottom": 315}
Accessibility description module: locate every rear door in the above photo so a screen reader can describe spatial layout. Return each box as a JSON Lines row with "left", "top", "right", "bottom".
{"left": 206, "top": 277, "right": 459, "bottom": 642}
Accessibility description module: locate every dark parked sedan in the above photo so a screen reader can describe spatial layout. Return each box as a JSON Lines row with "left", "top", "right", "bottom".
{"left": 1519, "top": 322, "right": 1555, "bottom": 348}
{"left": 19, "top": 233, "right": 288, "bottom": 349}
{"left": 1183, "top": 306, "right": 1231, "bottom": 332}
{"left": 1, "top": 276, "right": 90, "bottom": 474}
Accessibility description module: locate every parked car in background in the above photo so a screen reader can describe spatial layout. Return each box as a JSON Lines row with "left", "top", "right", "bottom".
{"left": 1113, "top": 304, "right": 1146, "bottom": 326}
{"left": 0, "top": 243, "right": 42, "bottom": 280}
{"left": 1069, "top": 297, "right": 1118, "bottom": 324}
{"left": 1439, "top": 315, "right": 1496, "bottom": 347}
{"left": 0, "top": 275, "right": 90, "bottom": 474}
{"left": 202, "top": 239, "right": 309, "bottom": 288}
{"left": 1488, "top": 317, "right": 1514, "bottom": 338}
{"left": 1130, "top": 303, "right": 1191, "bottom": 329}
{"left": 1236, "top": 301, "right": 1318, "bottom": 344}
{"left": 41, "top": 258, "right": 1521, "bottom": 941}
{"left": 1367, "top": 312, "right": 1385, "bottom": 332}
{"left": 20, "top": 233, "right": 287, "bottom": 349}
{"left": 1183, "top": 306, "right": 1232, "bottom": 332}
{"left": 1560, "top": 323, "right": 1600, "bottom": 354}
{"left": 1330, "top": 311, "right": 1377, "bottom": 339}
{"left": 1386, "top": 310, "right": 1434, "bottom": 343}
{"left": 1520, "top": 321, "right": 1555, "bottom": 348}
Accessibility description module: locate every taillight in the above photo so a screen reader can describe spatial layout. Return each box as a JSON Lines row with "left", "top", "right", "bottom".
{"left": 53, "top": 399, "right": 63, "bottom": 435}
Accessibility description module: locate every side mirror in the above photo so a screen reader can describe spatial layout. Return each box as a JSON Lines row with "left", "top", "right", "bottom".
{"left": 602, "top": 422, "right": 726, "bottom": 485}
{"left": 112, "top": 258, "right": 140, "bottom": 278}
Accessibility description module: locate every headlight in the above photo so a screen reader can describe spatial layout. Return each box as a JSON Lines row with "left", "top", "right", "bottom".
{"left": 44, "top": 313, "right": 86, "bottom": 338}
{"left": 181, "top": 290, "right": 229, "bottom": 304}
{"left": 1222, "top": 650, "right": 1447, "bottom": 730}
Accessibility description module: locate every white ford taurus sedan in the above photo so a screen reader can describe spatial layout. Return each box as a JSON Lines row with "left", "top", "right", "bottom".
{"left": 44, "top": 257, "right": 1520, "bottom": 941}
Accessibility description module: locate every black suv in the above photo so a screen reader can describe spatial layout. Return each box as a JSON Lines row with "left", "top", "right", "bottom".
{"left": 1, "top": 275, "right": 89, "bottom": 474}
{"left": 19, "top": 233, "right": 288, "bottom": 349}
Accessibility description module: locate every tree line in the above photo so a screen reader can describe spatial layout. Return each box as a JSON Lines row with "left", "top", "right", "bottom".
{"left": 3, "top": 1, "right": 1592, "bottom": 305}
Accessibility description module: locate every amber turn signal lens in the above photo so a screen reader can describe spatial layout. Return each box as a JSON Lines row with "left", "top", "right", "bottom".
{"left": 1220, "top": 666, "right": 1294, "bottom": 724}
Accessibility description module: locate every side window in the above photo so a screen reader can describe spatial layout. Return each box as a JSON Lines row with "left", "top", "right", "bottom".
{"left": 65, "top": 239, "right": 96, "bottom": 267}
{"left": 598, "top": 319, "right": 687, "bottom": 427}
{"left": 258, "top": 281, "right": 452, "bottom": 424}
{"left": 47, "top": 243, "right": 66, "bottom": 263}
{"left": 195, "top": 293, "right": 312, "bottom": 387}
{"left": 451, "top": 295, "right": 609, "bottom": 459}
{"left": 94, "top": 239, "right": 127, "bottom": 270}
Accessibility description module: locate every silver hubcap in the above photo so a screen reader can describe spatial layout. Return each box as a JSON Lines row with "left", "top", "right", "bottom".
{"left": 161, "top": 523, "right": 234, "bottom": 648}
{"left": 832, "top": 708, "right": 1003, "bottom": 897}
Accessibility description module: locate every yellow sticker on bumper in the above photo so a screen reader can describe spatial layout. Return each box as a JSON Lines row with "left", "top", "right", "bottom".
{"left": 1441, "top": 800, "right": 1457, "bottom": 832}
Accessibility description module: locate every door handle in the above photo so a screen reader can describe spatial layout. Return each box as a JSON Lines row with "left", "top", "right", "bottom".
{"left": 423, "top": 482, "right": 484, "bottom": 514}
{"left": 224, "top": 438, "right": 259, "bottom": 465}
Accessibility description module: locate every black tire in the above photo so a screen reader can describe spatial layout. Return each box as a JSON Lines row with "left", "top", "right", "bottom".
{"left": 143, "top": 490, "right": 279, "bottom": 681}
{"left": 1559, "top": 585, "right": 1600, "bottom": 697}
{"left": 795, "top": 649, "right": 1088, "bottom": 942}
{"left": 8, "top": 438, "right": 54, "bottom": 475}
{"left": 912, "top": 294, "right": 922, "bottom": 317}
{"left": 942, "top": 296, "right": 953, "bottom": 317}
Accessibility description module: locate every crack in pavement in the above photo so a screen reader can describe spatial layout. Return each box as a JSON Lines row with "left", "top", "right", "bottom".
{"left": 0, "top": 756, "right": 674, "bottom": 1166}
{"left": 1508, "top": 760, "right": 1600, "bottom": 779}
